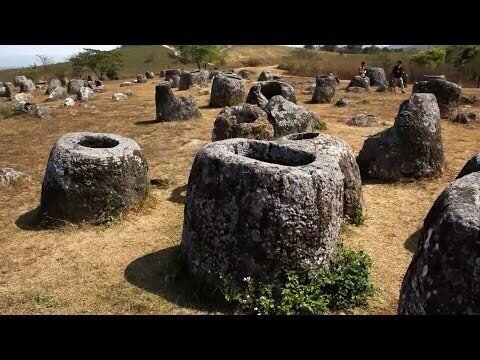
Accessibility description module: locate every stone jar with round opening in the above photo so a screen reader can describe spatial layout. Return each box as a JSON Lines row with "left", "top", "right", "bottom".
{"left": 40, "top": 132, "right": 150, "bottom": 224}
{"left": 278, "top": 132, "right": 364, "bottom": 221}
{"left": 181, "top": 138, "right": 345, "bottom": 290}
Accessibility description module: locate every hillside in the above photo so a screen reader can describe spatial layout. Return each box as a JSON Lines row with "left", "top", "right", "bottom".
{"left": 0, "top": 45, "right": 295, "bottom": 83}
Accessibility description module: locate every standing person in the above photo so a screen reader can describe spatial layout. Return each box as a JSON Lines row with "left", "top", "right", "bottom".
{"left": 358, "top": 61, "right": 367, "bottom": 77}
{"left": 391, "top": 60, "right": 406, "bottom": 93}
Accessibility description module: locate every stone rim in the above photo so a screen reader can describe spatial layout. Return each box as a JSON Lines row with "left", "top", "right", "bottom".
{"left": 53, "top": 132, "right": 141, "bottom": 159}
{"left": 202, "top": 138, "right": 320, "bottom": 169}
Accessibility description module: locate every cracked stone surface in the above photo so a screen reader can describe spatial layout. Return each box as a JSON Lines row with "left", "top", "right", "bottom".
{"left": 40, "top": 132, "right": 150, "bottom": 223}
{"left": 181, "top": 138, "right": 345, "bottom": 289}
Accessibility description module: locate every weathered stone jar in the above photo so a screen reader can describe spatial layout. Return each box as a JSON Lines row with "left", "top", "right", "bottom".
{"left": 399, "top": 171, "right": 480, "bottom": 314}
{"left": 40, "top": 132, "right": 149, "bottom": 223}
{"left": 155, "top": 82, "right": 201, "bottom": 121}
{"left": 246, "top": 80, "right": 296, "bottom": 108}
{"left": 211, "top": 104, "right": 273, "bottom": 141}
{"left": 412, "top": 79, "right": 461, "bottom": 119}
{"left": 181, "top": 138, "right": 344, "bottom": 289}
{"left": 357, "top": 93, "right": 445, "bottom": 181}
{"left": 209, "top": 73, "right": 246, "bottom": 108}
{"left": 278, "top": 132, "right": 363, "bottom": 220}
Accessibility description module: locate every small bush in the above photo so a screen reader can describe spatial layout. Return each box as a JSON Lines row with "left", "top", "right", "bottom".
{"left": 222, "top": 245, "right": 374, "bottom": 315}
{"left": 349, "top": 209, "right": 366, "bottom": 226}
{"left": 106, "top": 68, "right": 120, "bottom": 80}
{"left": 0, "top": 106, "right": 16, "bottom": 119}
{"left": 33, "top": 292, "right": 57, "bottom": 308}
{"left": 242, "top": 58, "right": 262, "bottom": 67}
{"left": 319, "top": 245, "right": 374, "bottom": 310}
{"left": 102, "top": 216, "right": 121, "bottom": 228}
{"left": 313, "top": 120, "right": 327, "bottom": 131}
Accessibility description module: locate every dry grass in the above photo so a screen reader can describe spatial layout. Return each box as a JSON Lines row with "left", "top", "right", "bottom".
{"left": 0, "top": 65, "right": 479, "bottom": 314}
{"left": 279, "top": 48, "right": 480, "bottom": 87}
{"left": 217, "top": 46, "right": 293, "bottom": 68}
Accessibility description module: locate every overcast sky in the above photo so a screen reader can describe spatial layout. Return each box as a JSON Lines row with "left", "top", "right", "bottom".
{"left": 0, "top": 45, "right": 391, "bottom": 69}
{"left": 0, "top": 45, "right": 121, "bottom": 69}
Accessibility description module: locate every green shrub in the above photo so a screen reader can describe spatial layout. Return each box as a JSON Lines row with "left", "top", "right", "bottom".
{"left": 410, "top": 47, "right": 446, "bottom": 68}
{"left": 0, "top": 106, "right": 16, "bottom": 119}
{"left": 348, "top": 209, "right": 366, "bottom": 226}
{"left": 319, "top": 245, "right": 374, "bottom": 310}
{"left": 222, "top": 245, "right": 374, "bottom": 315}
{"left": 313, "top": 119, "right": 327, "bottom": 131}
{"left": 106, "top": 68, "right": 120, "bottom": 80}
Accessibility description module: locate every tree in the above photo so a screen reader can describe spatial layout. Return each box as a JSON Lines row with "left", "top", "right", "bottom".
{"left": 452, "top": 46, "right": 480, "bottom": 84}
{"left": 69, "top": 48, "right": 123, "bottom": 80}
{"left": 320, "top": 45, "right": 338, "bottom": 52}
{"left": 36, "top": 54, "right": 54, "bottom": 69}
{"left": 453, "top": 46, "right": 480, "bottom": 68}
{"left": 409, "top": 47, "right": 446, "bottom": 68}
{"left": 362, "top": 45, "right": 382, "bottom": 54}
{"left": 303, "top": 45, "right": 316, "bottom": 50}
{"left": 174, "top": 45, "right": 223, "bottom": 69}
{"left": 339, "top": 45, "right": 363, "bottom": 54}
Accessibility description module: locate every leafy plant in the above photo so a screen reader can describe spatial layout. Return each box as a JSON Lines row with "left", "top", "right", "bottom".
{"left": 313, "top": 120, "right": 327, "bottom": 131}
{"left": 0, "top": 105, "right": 16, "bottom": 119}
{"left": 319, "top": 245, "right": 374, "bottom": 310}
{"left": 19, "top": 64, "right": 38, "bottom": 81}
{"left": 33, "top": 292, "right": 57, "bottom": 308}
{"left": 349, "top": 209, "right": 366, "bottom": 226}
{"left": 221, "top": 245, "right": 373, "bottom": 315}
{"left": 103, "top": 216, "right": 121, "bottom": 228}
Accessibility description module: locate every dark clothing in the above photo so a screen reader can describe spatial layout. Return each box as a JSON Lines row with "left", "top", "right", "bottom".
{"left": 392, "top": 65, "right": 404, "bottom": 78}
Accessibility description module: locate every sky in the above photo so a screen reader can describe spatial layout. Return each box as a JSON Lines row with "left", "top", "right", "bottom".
{"left": 0, "top": 45, "right": 121, "bottom": 69}
{"left": 0, "top": 45, "right": 391, "bottom": 69}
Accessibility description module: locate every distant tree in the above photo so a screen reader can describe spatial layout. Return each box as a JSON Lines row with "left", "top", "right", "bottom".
{"left": 452, "top": 46, "right": 480, "bottom": 84}
{"left": 362, "top": 45, "right": 382, "bottom": 54}
{"left": 303, "top": 45, "right": 316, "bottom": 50}
{"left": 340, "top": 45, "right": 363, "bottom": 54}
{"left": 36, "top": 54, "right": 54, "bottom": 68}
{"left": 321, "top": 45, "right": 338, "bottom": 52}
{"left": 69, "top": 48, "right": 123, "bottom": 80}
{"left": 21, "top": 64, "right": 38, "bottom": 80}
{"left": 174, "top": 45, "right": 223, "bottom": 69}
{"left": 453, "top": 46, "right": 480, "bottom": 68}
{"left": 409, "top": 47, "right": 446, "bottom": 68}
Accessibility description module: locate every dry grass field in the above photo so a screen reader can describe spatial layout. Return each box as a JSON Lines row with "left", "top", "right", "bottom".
{"left": 0, "top": 65, "right": 479, "bottom": 314}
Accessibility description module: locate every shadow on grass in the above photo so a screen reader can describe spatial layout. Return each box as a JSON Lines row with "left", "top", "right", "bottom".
{"left": 168, "top": 184, "right": 187, "bottom": 205}
{"left": 124, "top": 245, "right": 231, "bottom": 313}
{"left": 15, "top": 207, "right": 44, "bottom": 231}
{"left": 404, "top": 229, "right": 422, "bottom": 253}
{"left": 134, "top": 119, "right": 158, "bottom": 126}
{"left": 360, "top": 178, "right": 398, "bottom": 185}
{"left": 16, "top": 207, "right": 75, "bottom": 231}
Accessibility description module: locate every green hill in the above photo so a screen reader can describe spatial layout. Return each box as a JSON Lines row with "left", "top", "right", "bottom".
{"left": 0, "top": 45, "right": 295, "bottom": 83}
